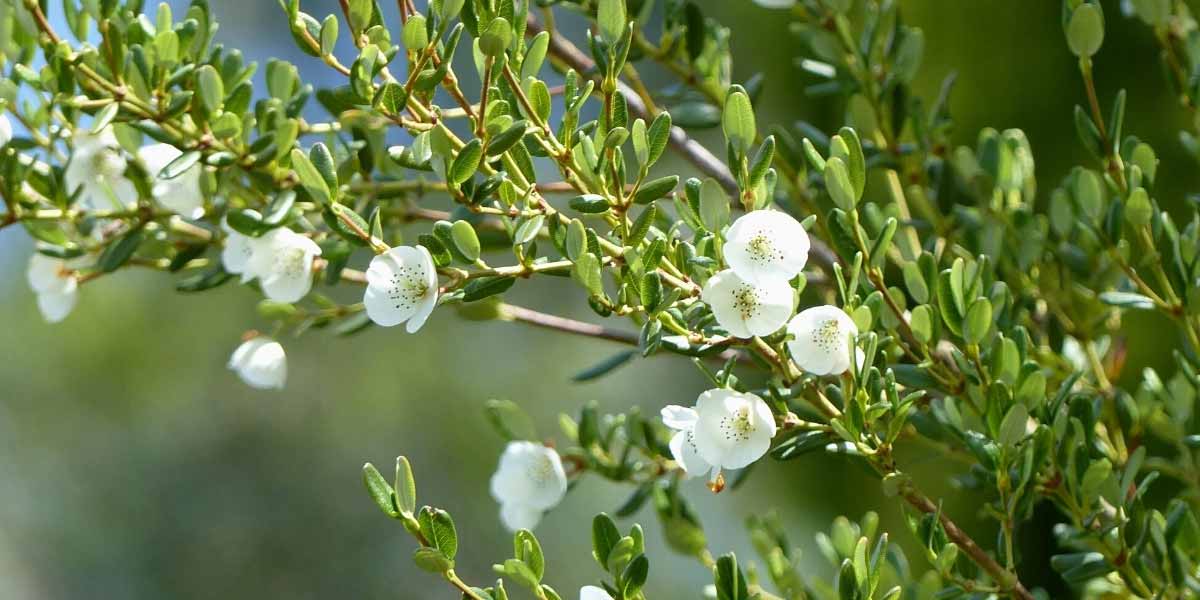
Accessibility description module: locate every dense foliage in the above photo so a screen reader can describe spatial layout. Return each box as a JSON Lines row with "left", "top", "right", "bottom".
{"left": 5, "top": 0, "right": 1200, "bottom": 598}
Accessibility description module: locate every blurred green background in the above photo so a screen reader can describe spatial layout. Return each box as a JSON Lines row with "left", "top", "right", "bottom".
{"left": 0, "top": 0, "right": 1191, "bottom": 597}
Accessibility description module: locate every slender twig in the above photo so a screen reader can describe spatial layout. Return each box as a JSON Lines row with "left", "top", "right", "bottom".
{"left": 900, "top": 487, "right": 1035, "bottom": 600}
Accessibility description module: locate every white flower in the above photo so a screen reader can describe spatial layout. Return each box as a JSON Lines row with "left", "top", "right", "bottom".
{"left": 489, "top": 441, "right": 567, "bottom": 531}
{"left": 691, "top": 388, "right": 777, "bottom": 470}
{"left": 220, "top": 219, "right": 258, "bottom": 282}
{"left": 0, "top": 114, "right": 12, "bottom": 147}
{"left": 753, "top": 0, "right": 796, "bottom": 8}
{"left": 245, "top": 227, "right": 322, "bottom": 303}
{"left": 139, "top": 143, "right": 204, "bottom": 219}
{"left": 364, "top": 245, "right": 439, "bottom": 333}
{"left": 786, "top": 305, "right": 859, "bottom": 376}
{"left": 660, "top": 390, "right": 777, "bottom": 480}
{"left": 701, "top": 269, "right": 793, "bottom": 338}
{"left": 661, "top": 405, "right": 716, "bottom": 479}
{"left": 228, "top": 336, "right": 287, "bottom": 390}
{"left": 64, "top": 126, "right": 137, "bottom": 210}
{"left": 724, "top": 210, "right": 810, "bottom": 285}
{"left": 26, "top": 252, "right": 79, "bottom": 323}
{"left": 580, "top": 586, "right": 614, "bottom": 600}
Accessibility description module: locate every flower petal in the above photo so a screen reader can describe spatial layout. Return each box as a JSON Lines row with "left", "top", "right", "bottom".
{"left": 37, "top": 289, "right": 77, "bottom": 323}
{"left": 499, "top": 502, "right": 543, "bottom": 532}
{"left": 580, "top": 586, "right": 615, "bottom": 600}
{"left": 660, "top": 405, "right": 698, "bottom": 430}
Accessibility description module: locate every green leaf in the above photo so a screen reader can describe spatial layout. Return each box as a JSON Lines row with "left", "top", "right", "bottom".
{"left": 91, "top": 102, "right": 120, "bottom": 133}
{"left": 622, "top": 554, "right": 649, "bottom": 596}
{"left": 394, "top": 456, "right": 417, "bottom": 517}
{"left": 722, "top": 88, "right": 755, "bottom": 154}
{"left": 714, "top": 554, "right": 748, "bottom": 600}
{"left": 748, "top": 136, "right": 775, "bottom": 186}
{"left": 964, "top": 297, "right": 993, "bottom": 344}
{"left": 909, "top": 305, "right": 933, "bottom": 344}
{"left": 372, "top": 82, "right": 409, "bottom": 115}
{"left": 632, "top": 175, "right": 678, "bottom": 205}
{"left": 319, "top": 15, "right": 339, "bottom": 55}
{"left": 439, "top": 0, "right": 465, "bottom": 20}
{"left": 592, "top": 514, "right": 622, "bottom": 567}
{"left": 463, "top": 276, "right": 516, "bottom": 302}
{"left": 569, "top": 194, "right": 611, "bottom": 214}
{"left": 451, "top": 139, "right": 484, "bottom": 185}
{"left": 597, "top": 0, "right": 626, "bottom": 45}
{"left": 346, "top": 0, "right": 372, "bottom": 35}
{"left": 412, "top": 547, "right": 454, "bottom": 572}
{"left": 98, "top": 227, "right": 145, "bottom": 272}
{"left": 402, "top": 14, "right": 429, "bottom": 50}
{"left": 487, "top": 120, "right": 528, "bottom": 156}
{"left": 522, "top": 32, "right": 550, "bottom": 80}
{"left": 646, "top": 112, "right": 672, "bottom": 166}
{"left": 640, "top": 272, "right": 663, "bottom": 313}
{"left": 1125, "top": 187, "right": 1153, "bottom": 228}
{"left": 573, "top": 252, "right": 604, "bottom": 296}
{"left": 629, "top": 205, "right": 657, "bottom": 243}
{"left": 480, "top": 17, "right": 512, "bottom": 57}
{"left": 291, "top": 148, "right": 331, "bottom": 205}
{"left": 513, "top": 529, "right": 545, "bottom": 581}
{"left": 998, "top": 403, "right": 1028, "bottom": 447}
{"left": 824, "top": 157, "right": 856, "bottom": 211}
{"left": 426, "top": 508, "right": 458, "bottom": 559}
{"left": 450, "top": 220, "right": 482, "bottom": 262}
{"left": 834, "top": 127, "right": 865, "bottom": 200}
{"left": 485, "top": 399, "right": 538, "bottom": 441}
{"left": 572, "top": 350, "right": 635, "bottom": 382}
{"left": 1067, "top": 3, "right": 1104, "bottom": 58}
{"left": 565, "top": 219, "right": 588, "bottom": 260}
{"left": 362, "top": 463, "right": 398, "bottom": 517}
{"left": 1098, "top": 291, "right": 1155, "bottom": 310}
{"left": 699, "top": 177, "right": 729, "bottom": 231}
{"left": 194, "top": 64, "right": 224, "bottom": 114}
{"left": 671, "top": 102, "right": 720, "bottom": 129}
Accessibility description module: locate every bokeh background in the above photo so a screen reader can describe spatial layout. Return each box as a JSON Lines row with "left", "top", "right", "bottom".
{"left": 0, "top": 0, "right": 1191, "bottom": 598}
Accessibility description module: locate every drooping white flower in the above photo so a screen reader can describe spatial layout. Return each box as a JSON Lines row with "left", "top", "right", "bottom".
{"left": 580, "top": 586, "right": 614, "bottom": 600}
{"left": 660, "top": 405, "right": 716, "bottom": 479}
{"left": 489, "top": 441, "right": 567, "bottom": 531}
{"left": 64, "top": 126, "right": 137, "bottom": 210}
{"left": 786, "top": 305, "right": 859, "bottom": 376}
{"left": 244, "top": 227, "right": 322, "bottom": 303}
{"left": 0, "top": 114, "right": 12, "bottom": 147}
{"left": 701, "top": 269, "right": 793, "bottom": 338}
{"left": 228, "top": 336, "right": 287, "bottom": 390}
{"left": 753, "top": 0, "right": 796, "bottom": 8}
{"left": 724, "top": 209, "right": 810, "bottom": 284}
{"left": 139, "top": 143, "right": 204, "bottom": 219}
{"left": 364, "top": 245, "right": 439, "bottom": 333}
{"left": 26, "top": 252, "right": 79, "bottom": 323}
{"left": 220, "top": 218, "right": 258, "bottom": 282}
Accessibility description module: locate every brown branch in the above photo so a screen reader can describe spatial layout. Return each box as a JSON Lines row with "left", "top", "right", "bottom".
{"left": 499, "top": 303, "right": 638, "bottom": 345}
{"left": 901, "top": 488, "right": 1035, "bottom": 600}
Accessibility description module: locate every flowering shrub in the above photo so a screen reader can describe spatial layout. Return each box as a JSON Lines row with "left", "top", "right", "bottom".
{"left": 4, "top": 0, "right": 1200, "bottom": 598}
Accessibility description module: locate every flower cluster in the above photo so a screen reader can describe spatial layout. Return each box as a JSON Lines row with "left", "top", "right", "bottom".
{"left": 701, "top": 210, "right": 857, "bottom": 376}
